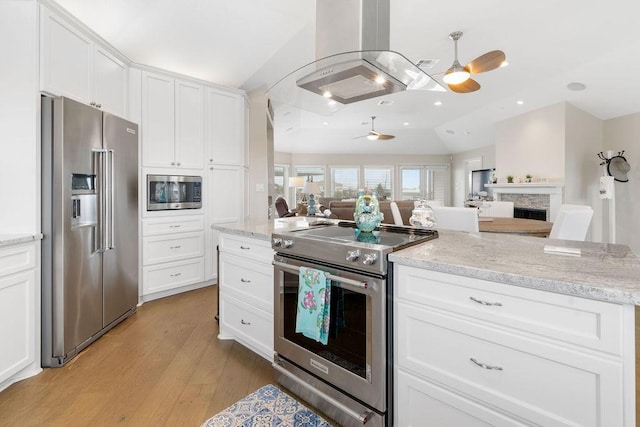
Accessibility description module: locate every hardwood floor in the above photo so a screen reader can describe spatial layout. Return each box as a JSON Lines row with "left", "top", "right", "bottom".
{"left": 0, "top": 286, "right": 274, "bottom": 427}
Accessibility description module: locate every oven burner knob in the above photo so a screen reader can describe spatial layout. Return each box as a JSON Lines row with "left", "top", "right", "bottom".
{"left": 346, "top": 249, "right": 361, "bottom": 262}
{"left": 362, "top": 253, "right": 378, "bottom": 265}
{"left": 283, "top": 239, "right": 294, "bottom": 249}
{"left": 272, "top": 238, "right": 283, "bottom": 247}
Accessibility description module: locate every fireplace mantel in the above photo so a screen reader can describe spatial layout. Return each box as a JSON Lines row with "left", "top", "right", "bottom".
{"left": 485, "top": 182, "right": 564, "bottom": 194}
{"left": 486, "top": 182, "right": 564, "bottom": 221}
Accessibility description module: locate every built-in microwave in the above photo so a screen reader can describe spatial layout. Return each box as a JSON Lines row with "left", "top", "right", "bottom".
{"left": 147, "top": 175, "right": 202, "bottom": 211}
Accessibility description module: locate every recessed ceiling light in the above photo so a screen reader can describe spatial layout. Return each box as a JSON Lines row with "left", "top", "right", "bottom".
{"left": 516, "top": 100, "right": 524, "bottom": 105}
{"left": 323, "top": 91, "right": 332, "bottom": 98}
{"left": 375, "top": 75, "right": 386, "bottom": 84}
{"left": 434, "top": 101, "right": 443, "bottom": 106}
{"left": 322, "top": 122, "right": 329, "bottom": 126}
{"left": 567, "top": 82, "right": 586, "bottom": 91}
{"left": 445, "top": 129, "right": 455, "bottom": 134}
{"left": 403, "top": 122, "right": 409, "bottom": 126}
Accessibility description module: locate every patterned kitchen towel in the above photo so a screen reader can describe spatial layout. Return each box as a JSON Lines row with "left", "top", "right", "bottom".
{"left": 295, "top": 266, "right": 331, "bottom": 344}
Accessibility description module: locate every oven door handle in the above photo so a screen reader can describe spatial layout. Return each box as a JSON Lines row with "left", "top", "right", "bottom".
{"left": 273, "top": 261, "right": 368, "bottom": 290}
{"left": 272, "top": 361, "right": 373, "bottom": 424}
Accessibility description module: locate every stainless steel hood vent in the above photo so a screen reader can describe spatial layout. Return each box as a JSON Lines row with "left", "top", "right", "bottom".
{"left": 267, "top": 0, "right": 444, "bottom": 115}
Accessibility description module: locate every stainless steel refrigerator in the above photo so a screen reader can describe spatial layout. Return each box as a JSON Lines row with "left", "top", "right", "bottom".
{"left": 41, "top": 96, "right": 139, "bottom": 367}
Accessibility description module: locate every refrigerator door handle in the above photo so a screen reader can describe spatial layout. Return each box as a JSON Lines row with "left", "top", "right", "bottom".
{"left": 107, "top": 149, "right": 115, "bottom": 250}
{"left": 93, "top": 148, "right": 107, "bottom": 253}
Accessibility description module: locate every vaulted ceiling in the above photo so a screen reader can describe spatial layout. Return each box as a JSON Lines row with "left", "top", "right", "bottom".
{"left": 54, "top": 0, "right": 640, "bottom": 155}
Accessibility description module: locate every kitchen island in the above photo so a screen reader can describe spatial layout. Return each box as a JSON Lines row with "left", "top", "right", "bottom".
{"left": 390, "top": 231, "right": 640, "bottom": 427}
{"left": 213, "top": 220, "right": 640, "bottom": 426}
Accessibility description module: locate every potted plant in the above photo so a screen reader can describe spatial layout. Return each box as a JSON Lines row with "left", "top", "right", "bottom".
{"left": 525, "top": 174, "right": 532, "bottom": 183}
{"left": 507, "top": 175, "right": 514, "bottom": 183}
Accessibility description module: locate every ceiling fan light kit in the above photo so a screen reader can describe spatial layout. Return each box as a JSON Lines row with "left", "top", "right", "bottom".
{"left": 354, "top": 116, "right": 395, "bottom": 141}
{"left": 443, "top": 30, "right": 506, "bottom": 93}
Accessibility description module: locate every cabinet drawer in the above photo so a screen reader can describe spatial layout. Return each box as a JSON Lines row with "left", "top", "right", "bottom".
{"left": 396, "top": 368, "right": 527, "bottom": 427}
{"left": 143, "top": 232, "right": 203, "bottom": 265}
{"left": 142, "top": 216, "right": 204, "bottom": 236}
{"left": 219, "top": 233, "right": 273, "bottom": 262}
{"left": 0, "top": 244, "right": 36, "bottom": 277}
{"left": 142, "top": 258, "right": 204, "bottom": 295}
{"left": 220, "top": 253, "right": 273, "bottom": 313}
{"left": 396, "top": 266, "right": 623, "bottom": 355}
{"left": 396, "top": 302, "right": 624, "bottom": 427}
{"left": 220, "top": 294, "right": 273, "bottom": 361}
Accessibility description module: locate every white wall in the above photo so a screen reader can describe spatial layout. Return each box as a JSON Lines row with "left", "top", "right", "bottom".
{"left": 451, "top": 145, "right": 496, "bottom": 207}
{"left": 564, "top": 103, "right": 604, "bottom": 242}
{"left": 0, "top": 1, "right": 39, "bottom": 234}
{"left": 495, "top": 103, "right": 565, "bottom": 183}
{"left": 247, "top": 89, "right": 270, "bottom": 221}
{"left": 603, "top": 112, "right": 640, "bottom": 254}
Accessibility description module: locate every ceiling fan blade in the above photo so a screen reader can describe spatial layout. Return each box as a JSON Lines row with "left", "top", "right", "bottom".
{"left": 465, "top": 50, "right": 505, "bottom": 74}
{"left": 377, "top": 134, "right": 395, "bottom": 140}
{"left": 448, "top": 78, "right": 480, "bottom": 93}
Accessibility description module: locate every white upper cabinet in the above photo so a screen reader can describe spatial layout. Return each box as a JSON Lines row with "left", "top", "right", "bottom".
{"left": 205, "top": 88, "right": 245, "bottom": 166}
{"left": 92, "top": 46, "right": 128, "bottom": 117}
{"left": 141, "top": 72, "right": 175, "bottom": 168}
{"left": 40, "top": 6, "right": 128, "bottom": 117}
{"left": 175, "top": 80, "right": 205, "bottom": 169}
{"left": 141, "top": 71, "right": 204, "bottom": 169}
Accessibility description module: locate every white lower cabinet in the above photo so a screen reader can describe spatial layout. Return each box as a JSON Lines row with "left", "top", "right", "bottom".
{"left": 141, "top": 215, "right": 207, "bottom": 301}
{"left": 394, "top": 265, "right": 634, "bottom": 427}
{"left": 396, "top": 369, "right": 526, "bottom": 427}
{"left": 218, "top": 232, "right": 274, "bottom": 360}
{"left": 0, "top": 241, "right": 40, "bottom": 392}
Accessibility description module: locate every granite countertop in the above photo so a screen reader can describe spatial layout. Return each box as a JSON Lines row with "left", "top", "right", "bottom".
{"left": 0, "top": 233, "right": 43, "bottom": 248}
{"left": 390, "top": 230, "right": 640, "bottom": 305}
{"left": 211, "top": 217, "right": 339, "bottom": 241}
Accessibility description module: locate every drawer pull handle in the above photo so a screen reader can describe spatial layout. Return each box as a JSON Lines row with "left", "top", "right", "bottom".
{"left": 240, "top": 319, "right": 251, "bottom": 325}
{"left": 170, "top": 272, "right": 182, "bottom": 277}
{"left": 169, "top": 225, "right": 181, "bottom": 228}
{"left": 470, "top": 357, "right": 503, "bottom": 371}
{"left": 170, "top": 245, "right": 182, "bottom": 249}
{"left": 240, "top": 245, "right": 251, "bottom": 250}
{"left": 470, "top": 296, "right": 503, "bottom": 307}
{"left": 240, "top": 278, "right": 251, "bottom": 283}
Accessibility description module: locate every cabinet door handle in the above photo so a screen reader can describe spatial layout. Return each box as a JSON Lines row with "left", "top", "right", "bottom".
{"left": 170, "top": 245, "right": 182, "bottom": 249}
{"left": 240, "top": 319, "right": 251, "bottom": 325}
{"left": 169, "top": 225, "right": 181, "bottom": 228}
{"left": 469, "top": 296, "right": 503, "bottom": 307}
{"left": 470, "top": 357, "right": 503, "bottom": 371}
{"left": 240, "top": 278, "right": 251, "bottom": 283}
{"left": 240, "top": 246, "right": 250, "bottom": 250}
{"left": 170, "top": 272, "right": 182, "bottom": 277}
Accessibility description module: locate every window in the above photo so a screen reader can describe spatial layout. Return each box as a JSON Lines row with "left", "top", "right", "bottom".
{"left": 399, "top": 165, "right": 449, "bottom": 205}
{"left": 274, "top": 165, "right": 286, "bottom": 201}
{"left": 293, "top": 166, "right": 325, "bottom": 202}
{"left": 330, "top": 167, "right": 359, "bottom": 199}
{"left": 364, "top": 167, "right": 392, "bottom": 200}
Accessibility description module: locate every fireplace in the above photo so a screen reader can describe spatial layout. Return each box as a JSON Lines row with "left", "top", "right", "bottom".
{"left": 514, "top": 207, "right": 547, "bottom": 221}
{"left": 486, "top": 182, "right": 563, "bottom": 222}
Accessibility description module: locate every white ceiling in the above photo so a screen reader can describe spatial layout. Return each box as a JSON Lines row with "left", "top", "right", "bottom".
{"left": 54, "top": 0, "right": 640, "bottom": 155}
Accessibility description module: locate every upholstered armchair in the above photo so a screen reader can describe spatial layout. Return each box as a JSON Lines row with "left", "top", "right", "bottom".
{"left": 275, "top": 197, "right": 297, "bottom": 218}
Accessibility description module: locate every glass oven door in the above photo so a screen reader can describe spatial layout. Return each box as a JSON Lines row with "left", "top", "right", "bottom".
{"left": 273, "top": 254, "right": 387, "bottom": 412}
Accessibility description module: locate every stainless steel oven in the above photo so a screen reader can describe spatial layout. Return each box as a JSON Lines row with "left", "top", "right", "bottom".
{"left": 271, "top": 221, "right": 438, "bottom": 427}
{"left": 274, "top": 254, "right": 388, "bottom": 426}
{"left": 147, "top": 174, "right": 202, "bottom": 210}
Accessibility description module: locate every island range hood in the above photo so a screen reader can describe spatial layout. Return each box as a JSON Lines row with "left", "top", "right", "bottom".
{"left": 267, "top": 0, "right": 444, "bottom": 115}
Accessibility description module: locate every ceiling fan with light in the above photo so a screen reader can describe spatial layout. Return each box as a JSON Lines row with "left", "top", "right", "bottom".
{"left": 442, "top": 31, "right": 506, "bottom": 93}
{"left": 353, "top": 116, "right": 395, "bottom": 141}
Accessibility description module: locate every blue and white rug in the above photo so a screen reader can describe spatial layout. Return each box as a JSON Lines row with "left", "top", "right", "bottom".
{"left": 201, "top": 384, "right": 332, "bottom": 427}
